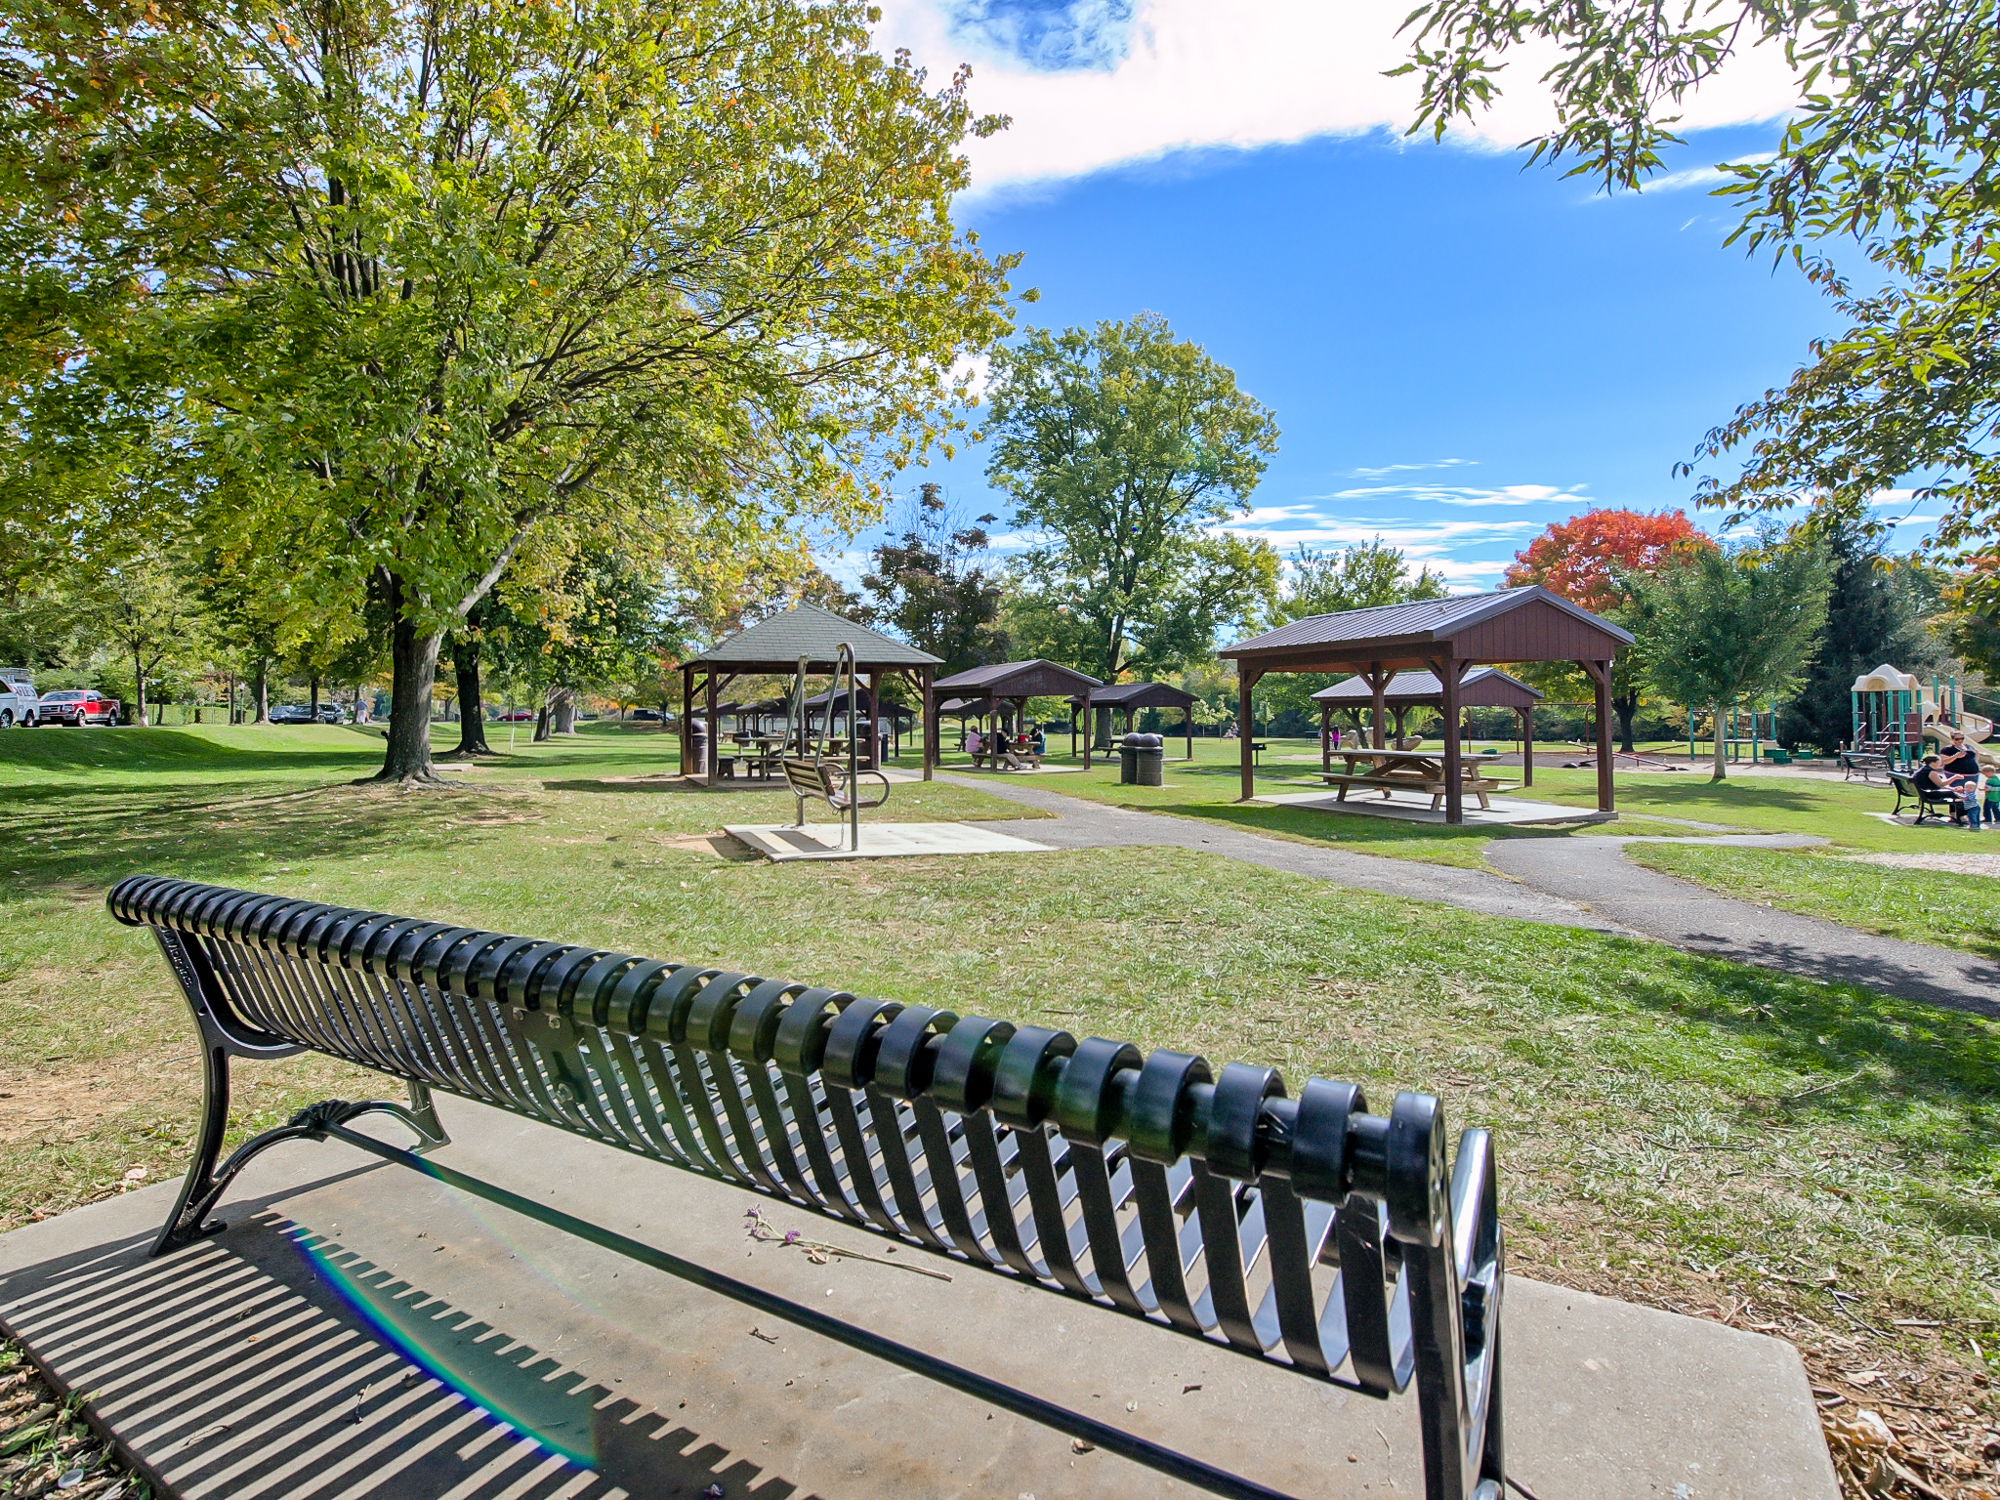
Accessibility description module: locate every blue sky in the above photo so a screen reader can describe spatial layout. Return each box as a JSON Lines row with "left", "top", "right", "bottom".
{"left": 824, "top": 1, "right": 1925, "bottom": 594}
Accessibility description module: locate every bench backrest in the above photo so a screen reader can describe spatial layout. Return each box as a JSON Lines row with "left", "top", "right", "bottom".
{"left": 109, "top": 875, "right": 1501, "bottom": 1498}
{"left": 782, "top": 757, "right": 837, "bottom": 799}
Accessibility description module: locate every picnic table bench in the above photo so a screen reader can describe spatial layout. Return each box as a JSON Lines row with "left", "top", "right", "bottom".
{"left": 110, "top": 875, "right": 1506, "bottom": 1500}
{"left": 1890, "top": 770, "right": 1961, "bottom": 824}
{"left": 1839, "top": 749, "right": 1892, "bottom": 783}
{"left": 1321, "top": 749, "right": 1510, "bottom": 811}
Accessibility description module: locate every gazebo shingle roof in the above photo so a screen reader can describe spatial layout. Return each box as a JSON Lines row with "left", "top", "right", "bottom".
{"left": 1223, "top": 586, "right": 1632, "bottom": 659}
{"left": 691, "top": 603, "right": 941, "bottom": 669}
{"left": 1312, "top": 667, "right": 1543, "bottom": 709}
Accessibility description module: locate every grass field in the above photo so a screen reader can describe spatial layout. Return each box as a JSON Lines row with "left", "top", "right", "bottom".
{"left": 3, "top": 723, "right": 1998, "bottom": 1494}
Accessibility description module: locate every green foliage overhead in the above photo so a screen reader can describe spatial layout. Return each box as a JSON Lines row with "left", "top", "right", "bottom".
{"left": 984, "top": 314, "right": 1281, "bottom": 680}
{"left": 862, "top": 483, "right": 1011, "bottom": 673}
{"left": 2, "top": 0, "right": 1019, "bottom": 778}
{"left": 1639, "top": 539, "right": 1832, "bottom": 778}
{"left": 1397, "top": 0, "right": 2000, "bottom": 559}
{"left": 1260, "top": 541, "right": 1447, "bottom": 728}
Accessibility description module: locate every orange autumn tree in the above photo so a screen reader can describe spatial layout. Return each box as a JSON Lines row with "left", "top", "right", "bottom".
{"left": 1505, "top": 509, "right": 1712, "bottom": 751}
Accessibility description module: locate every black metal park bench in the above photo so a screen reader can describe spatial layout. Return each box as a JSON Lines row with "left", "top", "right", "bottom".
{"left": 110, "top": 875, "right": 1506, "bottom": 1500}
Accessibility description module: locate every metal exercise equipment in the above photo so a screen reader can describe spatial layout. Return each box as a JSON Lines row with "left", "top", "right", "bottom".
{"left": 779, "top": 643, "right": 887, "bottom": 850}
{"left": 112, "top": 874, "right": 1506, "bottom": 1500}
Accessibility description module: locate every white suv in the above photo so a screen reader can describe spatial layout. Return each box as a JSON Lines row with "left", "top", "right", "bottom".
{"left": 0, "top": 669, "right": 38, "bottom": 727}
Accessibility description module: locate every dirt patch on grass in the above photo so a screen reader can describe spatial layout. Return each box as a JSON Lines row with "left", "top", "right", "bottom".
{"left": 0, "top": 1051, "right": 198, "bottom": 1147}
{"left": 1854, "top": 851, "right": 2000, "bottom": 879}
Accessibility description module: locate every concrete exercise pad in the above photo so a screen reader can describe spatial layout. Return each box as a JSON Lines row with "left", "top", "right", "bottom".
{"left": 1257, "top": 787, "right": 1615, "bottom": 827}
{"left": 724, "top": 821, "right": 1053, "bottom": 861}
{"left": 1, "top": 1095, "right": 1836, "bottom": 1500}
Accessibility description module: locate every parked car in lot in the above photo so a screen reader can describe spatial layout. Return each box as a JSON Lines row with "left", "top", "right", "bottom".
{"left": 38, "top": 689, "right": 120, "bottom": 726}
{"left": 630, "top": 708, "right": 660, "bottom": 721}
{"left": 314, "top": 704, "right": 348, "bottom": 724}
{"left": 0, "top": 669, "right": 38, "bottom": 726}
{"left": 268, "top": 703, "right": 315, "bottom": 724}
{"left": 497, "top": 708, "right": 535, "bottom": 722}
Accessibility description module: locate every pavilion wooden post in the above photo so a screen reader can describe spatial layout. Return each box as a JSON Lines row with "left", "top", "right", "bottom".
{"left": 704, "top": 670, "right": 719, "bottom": 783}
{"left": 1081, "top": 690, "right": 1093, "bottom": 768}
{"left": 1438, "top": 656, "right": 1465, "bottom": 825}
{"left": 1368, "top": 663, "right": 1388, "bottom": 749}
{"left": 680, "top": 664, "right": 694, "bottom": 776}
{"left": 866, "top": 673, "right": 881, "bottom": 771}
{"left": 921, "top": 667, "right": 935, "bottom": 780}
{"left": 1518, "top": 706, "right": 1533, "bottom": 787}
{"left": 1583, "top": 658, "right": 1615, "bottom": 811}
{"left": 1237, "top": 668, "right": 1261, "bottom": 800}
{"left": 1185, "top": 706, "right": 1194, "bottom": 762}
{"left": 1320, "top": 701, "right": 1332, "bottom": 772}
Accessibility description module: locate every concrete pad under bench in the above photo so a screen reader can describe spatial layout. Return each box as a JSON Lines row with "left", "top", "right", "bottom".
{"left": 1, "top": 1095, "right": 1836, "bottom": 1500}
{"left": 1257, "top": 788, "right": 1616, "bottom": 827}
{"left": 725, "top": 822, "right": 1054, "bottom": 861}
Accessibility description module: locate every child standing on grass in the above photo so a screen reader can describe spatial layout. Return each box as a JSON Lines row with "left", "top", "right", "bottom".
{"left": 1962, "top": 773, "right": 1985, "bottom": 830}
{"left": 1985, "top": 769, "right": 2000, "bottom": 827}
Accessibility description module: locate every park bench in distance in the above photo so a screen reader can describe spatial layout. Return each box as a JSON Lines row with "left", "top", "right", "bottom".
{"left": 109, "top": 875, "right": 1506, "bottom": 1500}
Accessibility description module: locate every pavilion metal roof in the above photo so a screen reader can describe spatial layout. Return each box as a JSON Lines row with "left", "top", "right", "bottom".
{"left": 1222, "top": 586, "right": 1632, "bottom": 658}
{"left": 931, "top": 659, "right": 1103, "bottom": 697}
{"left": 690, "top": 603, "right": 941, "bottom": 669}
{"left": 1066, "top": 680, "right": 1196, "bottom": 709}
{"left": 1312, "top": 667, "right": 1544, "bottom": 707}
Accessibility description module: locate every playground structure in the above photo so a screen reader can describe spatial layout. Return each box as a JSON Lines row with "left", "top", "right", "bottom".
{"left": 1848, "top": 663, "right": 1993, "bottom": 767}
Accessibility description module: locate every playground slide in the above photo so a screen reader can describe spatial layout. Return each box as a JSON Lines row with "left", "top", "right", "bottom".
{"left": 1966, "top": 713, "right": 1995, "bottom": 742}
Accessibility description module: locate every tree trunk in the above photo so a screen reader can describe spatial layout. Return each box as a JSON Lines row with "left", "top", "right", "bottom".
{"left": 133, "top": 646, "right": 148, "bottom": 727}
{"left": 450, "top": 635, "right": 493, "bottom": 756}
{"left": 310, "top": 675, "right": 320, "bottom": 718}
{"left": 533, "top": 699, "right": 552, "bottom": 742}
{"left": 1614, "top": 692, "right": 1638, "bottom": 754}
{"left": 551, "top": 686, "right": 577, "bottom": 734}
{"left": 378, "top": 593, "right": 443, "bottom": 782}
{"left": 253, "top": 657, "right": 269, "bottom": 723}
{"left": 1711, "top": 702, "right": 1728, "bottom": 781}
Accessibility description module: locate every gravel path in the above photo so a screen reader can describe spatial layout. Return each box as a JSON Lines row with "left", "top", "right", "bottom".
{"left": 951, "top": 776, "right": 2000, "bottom": 1013}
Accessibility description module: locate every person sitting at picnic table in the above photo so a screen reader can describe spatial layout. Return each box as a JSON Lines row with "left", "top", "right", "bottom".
{"left": 965, "top": 725, "right": 985, "bottom": 765}
{"left": 1029, "top": 724, "right": 1046, "bottom": 756}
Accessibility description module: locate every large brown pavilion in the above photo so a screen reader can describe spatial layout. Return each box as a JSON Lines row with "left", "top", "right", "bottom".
{"left": 1220, "top": 587, "right": 1633, "bottom": 823}
{"left": 680, "top": 604, "right": 942, "bottom": 781}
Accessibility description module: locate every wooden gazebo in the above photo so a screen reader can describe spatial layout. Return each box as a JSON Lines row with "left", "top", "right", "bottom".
{"left": 681, "top": 604, "right": 942, "bottom": 781}
{"left": 1221, "top": 587, "right": 1632, "bottom": 823}
{"left": 1068, "top": 681, "right": 1198, "bottom": 761}
{"left": 929, "top": 660, "right": 1103, "bottom": 766}
{"left": 1314, "top": 667, "right": 1545, "bottom": 785}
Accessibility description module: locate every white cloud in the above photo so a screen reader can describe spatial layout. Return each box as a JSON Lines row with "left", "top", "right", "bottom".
{"left": 1350, "top": 458, "right": 1477, "bottom": 479}
{"left": 879, "top": 0, "right": 1804, "bottom": 195}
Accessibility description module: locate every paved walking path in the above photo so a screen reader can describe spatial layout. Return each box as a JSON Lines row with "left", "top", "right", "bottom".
{"left": 951, "top": 775, "right": 1622, "bottom": 929}
{"left": 950, "top": 777, "right": 2000, "bottom": 1014}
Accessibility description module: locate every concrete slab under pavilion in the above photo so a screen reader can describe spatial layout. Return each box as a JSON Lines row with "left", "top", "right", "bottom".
{"left": 1257, "top": 787, "right": 1616, "bottom": 827}
{"left": 0, "top": 1093, "right": 1839, "bottom": 1500}
{"left": 724, "top": 820, "right": 1054, "bottom": 861}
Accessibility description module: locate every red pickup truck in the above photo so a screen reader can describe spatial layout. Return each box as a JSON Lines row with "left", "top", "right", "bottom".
{"left": 38, "top": 690, "right": 121, "bottom": 726}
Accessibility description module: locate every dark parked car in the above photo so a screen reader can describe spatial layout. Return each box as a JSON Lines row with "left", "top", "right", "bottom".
{"left": 631, "top": 708, "right": 660, "bottom": 721}
{"left": 268, "top": 704, "right": 314, "bottom": 724}
{"left": 314, "top": 704, "right": 347, "bottom": 724}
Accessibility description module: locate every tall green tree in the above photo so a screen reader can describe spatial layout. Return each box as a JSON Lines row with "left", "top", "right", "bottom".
{"left": 984, "top": 314, "right": 1281, "bottom": 680}
{"left": 4, "top": 0, "right": 1018, "bottom": 781}
{"left": 1398, "top": 1, "right": 2000, "bottom": 561}
{"left": 1780, "top": 524, "right": 1949, "bottom": 752}
{"left": 862, "top": 483, "right": 1011, "bottom": 673}
{"left": 1639, "top": 539, "right": 1832, "bottom": 779}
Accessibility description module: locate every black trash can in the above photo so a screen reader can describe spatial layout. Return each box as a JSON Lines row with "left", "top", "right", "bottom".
{"left": 1121, "top": 732, "right": 1165, "bottom": 786}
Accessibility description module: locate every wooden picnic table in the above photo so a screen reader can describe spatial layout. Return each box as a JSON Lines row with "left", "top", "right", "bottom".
{"left": 1320, "top": 748, "right": 1508, "bottom": 811}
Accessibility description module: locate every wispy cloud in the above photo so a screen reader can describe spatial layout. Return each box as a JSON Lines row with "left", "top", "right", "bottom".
{"left": 878, "top": 0, "right": 1804, "bottom": 195}
{"left": 1349, "top": 458, "right": 1477, "bottom": 479}
{"left": 1300, "top": 482, "right": 1588, "bottom": 507}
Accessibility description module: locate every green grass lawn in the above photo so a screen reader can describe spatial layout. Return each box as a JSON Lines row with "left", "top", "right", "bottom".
{"left": 2, "top": 719, "right": 1997, "bottom": 1450}
{"left": 1628, "top": 843, "right": 2000, "bottom": 959}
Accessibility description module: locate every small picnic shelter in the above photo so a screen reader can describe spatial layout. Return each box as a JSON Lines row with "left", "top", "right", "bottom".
{"left": 1313, "top": 667, "right": 1545, "bottom": 785}
{"left": 682, "top": 604, "right": 942, "bottom": 781}
{"left": 1068, "top": 681, "right": 1199, "bottom": 760}
{"left": 1221, "top": 587, "right": 1632, "bottom": 823}
{"left": 930, "top": 659, "right": 1103, "bottom": 766}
